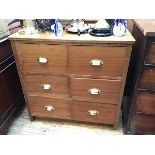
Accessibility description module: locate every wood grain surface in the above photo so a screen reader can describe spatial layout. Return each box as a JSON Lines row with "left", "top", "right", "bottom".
{"left": 132, "top": 114, "right": 155, "bottom": 134}
{"left": 15, "top": 43, "right": 67, "bottom": 74}
{"left": 69, "top": 46, "right": 126, "bottom": 78}
{"left": 72, "top": 101, "right": 117, "bottom": 124}
{"left": 140, "top": 68, "right": 155, "bottom": 89}
{"left": 71, "top": 77, "right": 121, "bottom": 104}
{"left": 133, "top": 19, "right": 155, "bottom": 37}
{"left": 23, "top": 74, "right": 69, "bottom": 97}
{"left": 147, "top": 43, "right": 155, "bottom": 64}
{"left": 9, "top": 30, "right": 135, "bottom": 44}
{"left": 10, "top": 30, "right": 134, "bottom": 128}
{"left": 136, "top": 91, "right": 155, "bottom": 115}
{"left": 28, "top": 96, "right": 71, "bottom": 119}
{"left": 122, "top": 20, "right": 155, "bottom": 134}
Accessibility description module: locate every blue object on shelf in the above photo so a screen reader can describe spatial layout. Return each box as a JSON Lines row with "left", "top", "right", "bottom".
{"left": 54, "top": 19, "right": 63, "bottom": 37}
{"left": 113, "top": 19, "right": 127, "bottom": 37}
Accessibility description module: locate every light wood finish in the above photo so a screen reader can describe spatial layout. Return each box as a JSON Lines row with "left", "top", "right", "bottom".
{"left": 23, "top": 74, "right": 69, "bottom": 97}
{"left": 28, "top": 96, "right": 71, "bottom": 119}
{"left": 136, "top": 92, "right": 155, "bottom": 115}
{"left": 9, "top": 30, "right": 134, "bottom": 128}
{"left": 140, "top": 68, "right": 155, "bottom": 89}
{"left": 69, "top": 46, "right": 126, "bottom": 78}
{"left": 71, "top": 77, "right": 121, "bottom": 104}
{"left": 15, "top": 42, "right": 67, "bottom": 74}
{"left": 147, "top": 43, "right": 155, "bottom": 64}
{"left": 9, "top": 30, "right": 135, "bottom": 44}
{"left": 72, "top": 101, "right": 117, "bottom": 124}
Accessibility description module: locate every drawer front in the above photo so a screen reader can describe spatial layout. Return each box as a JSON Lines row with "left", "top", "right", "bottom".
{"left": 132, "top": 114, "right": 155, "bottom": 134}
{"left": 71, "top": 78, "right": 121, "bottom": 104}
{"left": 15, "top": 43, "right": 67, "bottom": 74}
{"left": 146, "top": 43, "right": 155, "bottom": 64}
{"left": 136, "top": 91, "right": 155, "bottom": 115}
{"left": 140, "top": 68, "right": 155, "bottom": 89}
{"left": 28, "top": 96, "right": 71, "bottom": 118}
{"left": 23, "top": 75, "right": 69, "bottom": 97}
{"left": 72, "top": 101, "right": 117, "bottom": 124}
{"left": 69, "top": 46, "right": 126, "bottom": 77}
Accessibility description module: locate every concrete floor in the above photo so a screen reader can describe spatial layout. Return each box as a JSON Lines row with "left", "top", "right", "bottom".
{"left": 7, "top": 106, "right": 123, "bottom": 135}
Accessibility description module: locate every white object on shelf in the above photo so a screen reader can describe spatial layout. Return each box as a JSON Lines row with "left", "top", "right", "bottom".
{"left": 113, "top": 23, "right": 126, "bottom": 37}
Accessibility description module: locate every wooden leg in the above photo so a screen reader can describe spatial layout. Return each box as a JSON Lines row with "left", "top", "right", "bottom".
{"left": 29, "top": 116, "right": 34, "bottom": 121}
{"left": 113, "top": 123, "right": 117, "bottom": 130}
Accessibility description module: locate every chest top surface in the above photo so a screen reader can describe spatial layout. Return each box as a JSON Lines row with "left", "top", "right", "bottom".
{"left": 9, "top": 30, "right": 135, "bottom": 44}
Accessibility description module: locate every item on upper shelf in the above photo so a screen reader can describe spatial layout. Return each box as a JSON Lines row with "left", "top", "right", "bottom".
{"left": 53, "top": 19, "right": 63, "bottom": 37}
{"left": 18, "top": 19, "right": 38, "bottom": 35}
{"left": 89, "top": 19, "right": 113, "bottom": 37}
{"left": 65, "top": 19, "right": 89, "bottom": 36}
{"left": 35, "top": 19, "right": 55, "bottom": 32}
{"left": 113, "top": 19, "right": 127, "bottom": 37}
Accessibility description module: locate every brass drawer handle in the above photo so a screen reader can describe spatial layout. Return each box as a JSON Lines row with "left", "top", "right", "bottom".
{"left": 88, "top": 110, "right": 99, "bottom": 116}
{"left": 38, "top": 57, "right": 48, "bottom": 64}
{"left": 90, "top": 59, "right": 103, "bottom": 66}
{"left": 44, "top": 105, "right": 54, "bottom": 112}
{"left": 88, "top": 88, "right": 100, "bottom": 95}
{"left": 41, "top": 84, "right": 51, "bottom": 90}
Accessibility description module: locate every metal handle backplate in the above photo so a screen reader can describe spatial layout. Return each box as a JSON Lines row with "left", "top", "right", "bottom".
{"left": 44, "top": 105, "right": 54, "bottom": 112}
{"left": 88, "top": 110, "right": 99, "bottom": 116}
{"left": 88, "top": 88, "right": 100, "bottom": 95}
{"left": 38, "top": 57, "right": 48, "bottom": 64}
{"left": 90, "top": 59, "right": 103, "bottom": 66}
{"left": 41, "top": 84, "right": 51, "bottom": 90}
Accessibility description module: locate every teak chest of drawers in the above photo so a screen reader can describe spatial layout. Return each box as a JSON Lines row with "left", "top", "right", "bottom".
{"left": 9, "top": 31, "right": 134, "bottom": 128}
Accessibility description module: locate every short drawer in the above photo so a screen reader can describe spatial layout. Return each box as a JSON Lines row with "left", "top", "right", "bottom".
{"left": 72, "top": 101, "right": 117, "bottom": 124}
{"left": 71, "top": 77, "right": 121, "bottom": 104}
{"left": 146, "top": 43, "right": 155, "bottom": 64}
{"left": 28, "top": 96, "right": 71, "bottom": 119}
{"left": 23, "top": 75, "right": 69, "bottom": 97}
{"left": 132, "top": 114, "right": 155, "bottom": 134}
{"left": 140, "top": 68, "right": 155, "bottom": 89}
{"left": 136, "top": 91, "right": 155, "bottom": 115}
{"left": 15, "top": 43, "right": 67, "bottom": 74}
{"left": 69, "top": 46, "right": 126, "bottom": 78}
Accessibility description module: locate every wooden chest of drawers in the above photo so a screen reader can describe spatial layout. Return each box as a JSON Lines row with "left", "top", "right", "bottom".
{"left": 9, "top": 31, "right": 134, "bottom": 128}
{"left": 0, "top": 39, "right": 24, "bottom": 135}
{"left": 122, "top": 20, "right": 155, "bottom": 134}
